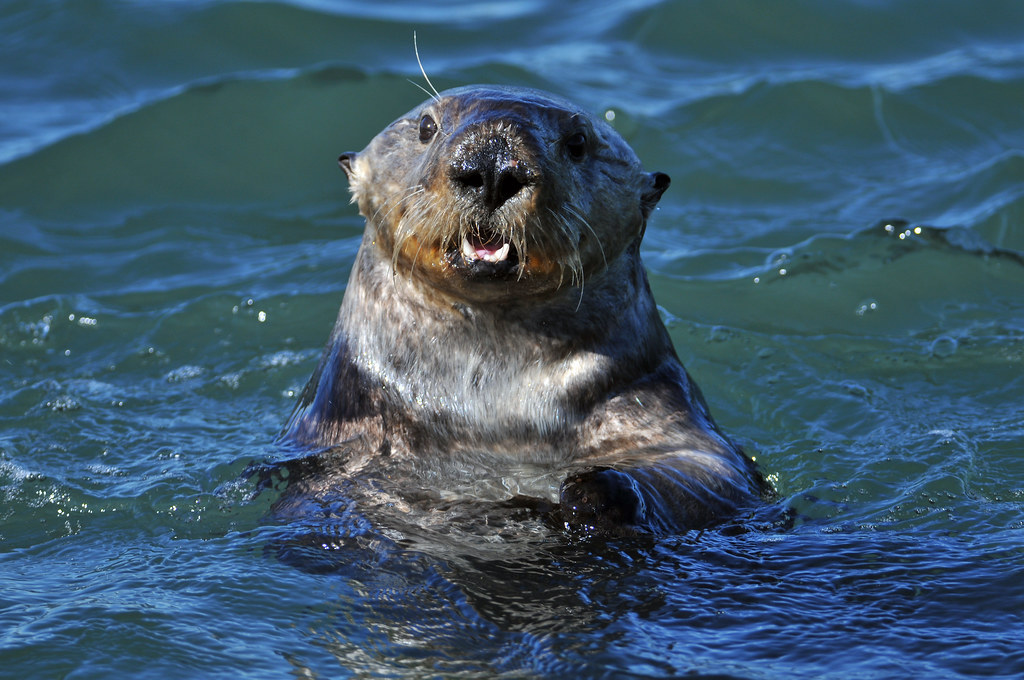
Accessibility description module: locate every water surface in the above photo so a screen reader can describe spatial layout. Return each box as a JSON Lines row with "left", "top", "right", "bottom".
{"left": 2, "top": 1, "right": 1024, "bottom": 677}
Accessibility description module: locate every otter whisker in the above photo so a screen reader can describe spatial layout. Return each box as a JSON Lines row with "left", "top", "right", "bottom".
{"left": 407, "top": 79, "right": 437, "bottom": 104}
{"left": 444, "top": 203, "right": 464, "bottom": 253}
{"left": 372, "top": 184, "right": 426, "bottom": 229}
{"left": 565, "top": 204, "right": 606, "bottom": 269}
{"left": 412, "top": 32, "right": 441, "bottom": 104}
{"left": 574, "top": 270, "right": 585, "bottom": 311}
{"left": 389, "top": 187, "right": 433, "bottom": 273}
{"left": 407, "top": 197, "right": 464, "bottom": 265}
{"left": 539, "top": 207, "right": 584, "bottom": 289}
{"left": 511, "top": 216, "right": 530, "bottom": 281}
{"left": 391, "top": 217, "right": 413, "bottom": 273}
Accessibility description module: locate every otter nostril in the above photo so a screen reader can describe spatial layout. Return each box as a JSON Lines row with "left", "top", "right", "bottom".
{"left": 494, "top": 170, "right": 526, "bottom": 207}
{"left": 457, "top": 171, "right": 485, "bottom": 190}
{"left": 452, "top": 163, "right": 529, "bottom": 212}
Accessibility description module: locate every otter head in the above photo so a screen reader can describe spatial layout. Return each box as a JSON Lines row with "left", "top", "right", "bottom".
{"left": 339, "top": 85, "right": 670, "bottom": 303}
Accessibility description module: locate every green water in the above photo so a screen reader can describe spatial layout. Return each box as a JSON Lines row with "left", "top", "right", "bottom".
{"left": 2, "top": 1, "right": 1024, "bottom": 678}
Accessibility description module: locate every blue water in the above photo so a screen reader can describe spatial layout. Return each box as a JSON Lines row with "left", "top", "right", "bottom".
{"left": 2, "top": 1, "right": 1024, "bottom": 677}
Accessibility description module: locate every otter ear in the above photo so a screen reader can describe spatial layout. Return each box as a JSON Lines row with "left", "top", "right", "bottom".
{"left": 640, "top": 172, "right": 671, "bottom": 218}
{"left": 338, "top": 152, "right": 358, "bottom": 181}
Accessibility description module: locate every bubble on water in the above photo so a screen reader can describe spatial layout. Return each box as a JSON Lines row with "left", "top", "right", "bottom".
{"left": 855, "top": 299, "right": 878, "bottom": 316}
{"left": 883, "top": 222, "right": 923, "bottom": 240}
{"left": 261, "top": 350, "right": 305, "bottom": 369}
{"left": 165, "top": 365, "right": 206, "bottom": 382}
{"left": 86, "top": 463, "right": 123, "bottom": 477}
{"left": 11, "top": 314, "right": 53, "bottom": 347}
{"left": 929, "top": 335, "right": 958, "bottom": 358}
{"left": 45, "top": 395, "right": 81, "bottom": 412}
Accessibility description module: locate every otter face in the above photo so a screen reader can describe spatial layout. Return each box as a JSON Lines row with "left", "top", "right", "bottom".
{"left": 339, "top": 86, "right": 670, "bottom": 303}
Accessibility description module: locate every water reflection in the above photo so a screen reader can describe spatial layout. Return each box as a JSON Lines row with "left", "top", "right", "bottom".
{"left": 250, "top": 457, "right": 800, "bottom": 676}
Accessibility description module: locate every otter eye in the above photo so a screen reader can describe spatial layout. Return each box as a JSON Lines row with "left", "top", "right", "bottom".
{"left": 418, "top": 114, "right": 438, "bottom": 143}
{"left": 565, "top": 131, "right": 587, "bottom": 160}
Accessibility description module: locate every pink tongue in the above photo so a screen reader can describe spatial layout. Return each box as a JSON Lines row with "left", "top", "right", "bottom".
{"left": 464, "top": 234, "right": 510, "bottom": 263}
{"left": 473, "top": 242, "right": 501, "bottom": 258}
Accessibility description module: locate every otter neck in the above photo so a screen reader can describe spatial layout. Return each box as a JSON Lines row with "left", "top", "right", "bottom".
{"left": 334, "top": 234, "right": 672, "bottom": 458}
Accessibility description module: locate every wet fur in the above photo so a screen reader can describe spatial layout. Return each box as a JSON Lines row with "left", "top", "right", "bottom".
{"left": 281, "top": 85, "right": 768, "bottom": 533}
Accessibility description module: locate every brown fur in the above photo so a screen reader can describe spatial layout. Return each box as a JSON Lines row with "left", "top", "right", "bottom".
{"left": 281, "top": 85, "right": 768, "bottom": 533}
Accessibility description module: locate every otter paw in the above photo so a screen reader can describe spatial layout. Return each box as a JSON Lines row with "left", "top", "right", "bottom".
{"left": 559, "top": 468, "right": 645, "bottom": 531}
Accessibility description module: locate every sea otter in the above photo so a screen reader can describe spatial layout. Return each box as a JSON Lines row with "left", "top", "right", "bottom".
{"left": 279, "top": 85, "right": 768, "bottom": 533}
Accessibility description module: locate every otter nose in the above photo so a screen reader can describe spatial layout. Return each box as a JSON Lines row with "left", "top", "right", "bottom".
{"left": 449, "top": 137, "right": 532, "bottom": 212}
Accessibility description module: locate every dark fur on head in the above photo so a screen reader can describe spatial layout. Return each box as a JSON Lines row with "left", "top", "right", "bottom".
{"left": 338, "top": 86, "right": 669, "bottom": 302}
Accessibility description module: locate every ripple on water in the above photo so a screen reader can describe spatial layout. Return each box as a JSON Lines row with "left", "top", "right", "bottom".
{"left": 2, "top": 0, "right": 1024, "bottom": 677}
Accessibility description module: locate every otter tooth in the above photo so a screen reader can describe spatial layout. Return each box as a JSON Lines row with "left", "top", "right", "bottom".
{"left": 460, "top": 237, "right": 511, "bottom": 264}
{"left": 488, "top": 242, "right": 511, "bottom": 263}
{"left": 461, "top": 236, "right": 478, "bottom": 262}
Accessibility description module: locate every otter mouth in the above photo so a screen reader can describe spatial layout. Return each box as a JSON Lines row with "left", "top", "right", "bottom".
{"left": 448, "top": 228, "right": 521, "bottom": 277}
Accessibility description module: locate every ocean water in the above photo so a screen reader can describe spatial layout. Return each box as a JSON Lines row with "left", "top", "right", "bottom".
{"left": 2, "top": 0, "right": 1024, "bottom": 677}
